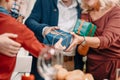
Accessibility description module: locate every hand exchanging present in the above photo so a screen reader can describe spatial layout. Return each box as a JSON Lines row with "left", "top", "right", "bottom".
{"left": 43, "top": 26, "right": 59, "bottom": 36}
{"left": 54, "top": 38, "right": 66, "bottom": 50}
{"left": 66, "top": 32, "right": 84, "bottom": 52}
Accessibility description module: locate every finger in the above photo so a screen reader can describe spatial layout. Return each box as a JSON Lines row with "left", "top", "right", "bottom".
{"left": 58, "top": 38, "right": 66, "bottom": 50}
{"left": 70, "top": 32, "right": 77, "bottom": 37}
{"left": 2, "top": 52, "right": 16, "bottom": 57}
{"left": 54, "top": 27, "right": 60, "bottom": 29}
{"left": 54, "top": 38, "right": 63, "bottom": 46}
{"left": 4, "top": 33, "right": 18, "bottom": 38}
{"left": 7, "top": 46, "right": 20, "bottom": 54}
{"left": 9, "top": 52, "right": 17, "bottom": 57}
{"left": 65, "top": 43, "right": 75, "bottom": 51}
{"left": 62, "top": 46, "right": 66, "bottom": 50}
{"left": 54, "top": 38, "right": 66, "bottom": 50}
{"left": 0, "top": 44, "right": 19, "bottom": 56}
{"left": 51, "top": 27, "right": 60, "bottom": 30}
{"left": 70, "top": 32, "right": 75, "bottom": 35}
{"left": 58, "top": 38, "right": 63, "bottom": 44}
{"left": 9, "top": 39, "right": 21, "bottom": 47}
{"left": 9, "top": 50, "right": 18, "bottom": 55}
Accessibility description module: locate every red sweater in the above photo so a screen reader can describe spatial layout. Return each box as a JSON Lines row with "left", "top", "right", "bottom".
{"left": 0, "top": 13, "right": 45, "bottom": 80}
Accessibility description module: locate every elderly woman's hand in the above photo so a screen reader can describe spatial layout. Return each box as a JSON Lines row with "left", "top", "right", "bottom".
{"left": 65, "top": 32, "right": 84, "bottom": 52}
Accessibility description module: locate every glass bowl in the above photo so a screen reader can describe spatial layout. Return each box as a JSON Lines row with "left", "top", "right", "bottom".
{"left": 37, "top": 47, "right": 64, "bottom": 80}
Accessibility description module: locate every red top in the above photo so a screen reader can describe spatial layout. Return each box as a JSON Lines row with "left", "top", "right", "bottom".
{"left": 86, "top": 6, "right": 120, "bottom": 80}
{"left": 0, "top": 13, "right": 45, "bottom": 80}
{"left": 88, "top": 6, "right": 120, "bottom": 60}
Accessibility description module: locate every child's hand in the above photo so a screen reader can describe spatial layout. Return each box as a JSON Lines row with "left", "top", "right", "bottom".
{"left": 16, "top": 16, "right": 24, "bottom": 23}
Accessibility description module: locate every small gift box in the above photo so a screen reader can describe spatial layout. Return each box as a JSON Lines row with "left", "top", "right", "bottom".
{"left": 73, "top": 19, "right": 97, "bottom": 36}
{"left": 43, "top": 30, "right": 72, "bottom": 49}
{"left": 73, "top": 19, "right": 97, "bottom": 56}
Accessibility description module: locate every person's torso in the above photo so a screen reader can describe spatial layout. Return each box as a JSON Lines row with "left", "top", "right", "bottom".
{"left": 38, "top": 0, "right": 81, "bottom": 27}
{"left": 57, "top": 0, "right": 78, "bottom": 32}
{"left": 88, "top": 7, "right": 120, "bottom": 61}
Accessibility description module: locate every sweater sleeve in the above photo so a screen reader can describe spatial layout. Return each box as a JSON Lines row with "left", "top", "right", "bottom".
{"left": 25, "top": 0, "right": 48, "bottom": 40}
{"left": 98, "top": 8, "right": 120, "bottom": 49}
{"left": 0, "top": 13, "right": 45, "bottom": 58}
{"left": 21, "top": 25, "right": 45, "bottom": 58}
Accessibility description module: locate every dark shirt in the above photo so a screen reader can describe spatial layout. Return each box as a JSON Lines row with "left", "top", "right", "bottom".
{"left": 25, "top": 0, "right": 81, "bottom": 42}
{"left": 25, "top": 0, "right": 82, "bottom": 80}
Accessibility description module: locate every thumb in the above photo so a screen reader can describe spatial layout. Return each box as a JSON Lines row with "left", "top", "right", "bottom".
{"left": 4, "top": 33, "right": 18, "bottom": 38}
{"left": 70, "top": 32, "right": 76, "bottom": 36}
{"left": 65, "top": 43, "right": 75, "bottom": 52}
{"left": 54, "top": 38, "right": 63, "bottom": 47}
{"left": 62, "top": 46, "right": 66, "bottom": 50}
{"left": 58, "top": 38, "right": 63, "bottom": 44}
{"left": 70, "top": 32, "right": 79, "bottom": 39}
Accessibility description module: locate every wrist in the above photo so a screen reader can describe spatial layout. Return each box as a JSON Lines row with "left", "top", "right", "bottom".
{"left": 79, "top": 36, "right": 86, "bottom": 45}
{"left": 82, "top": 36, "right": 86, "bottom": 45}
{"left": 42, "top": 26, "right": 49, "bottom": 38}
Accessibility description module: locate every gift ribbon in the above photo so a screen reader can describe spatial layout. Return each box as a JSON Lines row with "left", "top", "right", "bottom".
{"left": 51, "top": 30, "right": 69, "bottom": 46}
{"left": 77, "top": 20, "right": 85, "bottom": 35}
{"left": 45, "top": 30, "right": 69, "bottom": 47}
{"left": 77, "top": 20, "right": 95, "bottom": 36}
{"left": 87, "top": 24, "right": 94, "bottom": 36}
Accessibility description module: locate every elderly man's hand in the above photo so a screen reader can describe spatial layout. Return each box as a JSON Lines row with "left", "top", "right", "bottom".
{"left": 54, "top": 38, "right": 66, "bottom": 50}
{"left": 44, "top": 26, "right": 59, "bottom": 36}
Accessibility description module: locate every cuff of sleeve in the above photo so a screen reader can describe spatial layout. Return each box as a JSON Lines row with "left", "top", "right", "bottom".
{"left": 97, "top": 36, "right": 105, "bottom": 49}
{"left": 42, "top": 26, "right": 49, "bottom": 38}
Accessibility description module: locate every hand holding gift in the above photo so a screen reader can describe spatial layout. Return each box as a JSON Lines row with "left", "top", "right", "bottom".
{"left": 43, "top": 26, "right": 60, "bottom": 37}
{"left": 54, "top": 38, "right": 66, "bottom": 50}
{"left": 73, "top": 19, "right": 96, "bottom": 36}
{"left": 43, "top": 29, "right": 72, "bottom": 50}
{"left": 68, "top": 19, "right": 97, "bottom": 56}
{"left": 65, "top": 32, "right": 85, "bottom": 51}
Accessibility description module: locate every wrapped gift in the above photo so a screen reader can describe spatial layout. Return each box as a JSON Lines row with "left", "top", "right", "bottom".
{"left": 73, "top": 19, "right": 97, "bottom": 36}
{"left": 43, "top": 30, "right": 72, "bottom": 49}
{"left": 73, "top": 19, "right": 97, "bottom": 56}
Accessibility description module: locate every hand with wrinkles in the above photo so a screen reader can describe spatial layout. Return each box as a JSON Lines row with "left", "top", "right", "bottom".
{"left": 66, "top": 32, "right": 84, "bottom": 52}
